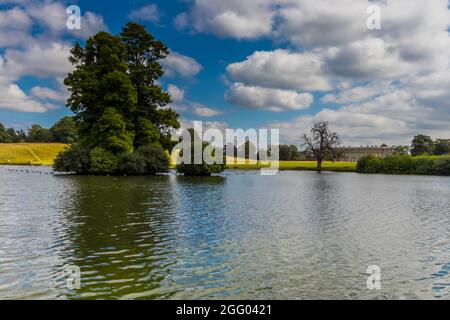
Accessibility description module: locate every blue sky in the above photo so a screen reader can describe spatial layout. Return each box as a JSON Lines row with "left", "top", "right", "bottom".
{"left": 1, "top": 0, "right": 450, "bottom": 145}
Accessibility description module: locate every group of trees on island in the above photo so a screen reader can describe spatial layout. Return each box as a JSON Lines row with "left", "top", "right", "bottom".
{"left": 52, "top": 23, "right": 182, "bottom": 175}
{"left": 54, "top": 23, "right": 181, "bottom": 175}
{"left": 0, "top": 117, "right": 77, "bottom": 144}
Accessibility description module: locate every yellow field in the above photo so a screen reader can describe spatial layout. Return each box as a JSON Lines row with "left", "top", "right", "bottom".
{"left": 0, "top": 143, "right": 67, "bottom": 166}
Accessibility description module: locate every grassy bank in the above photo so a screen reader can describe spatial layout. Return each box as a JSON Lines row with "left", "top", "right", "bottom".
{"left": 225, "top": 159, "right": 356, "bottom": 172}
{"left": 0, "top": 143, "right": 67, "bottom": 166}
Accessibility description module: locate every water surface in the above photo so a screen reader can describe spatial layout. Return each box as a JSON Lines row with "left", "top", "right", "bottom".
{"left": 0, "top": 166, "right": 449, "bottom": 299}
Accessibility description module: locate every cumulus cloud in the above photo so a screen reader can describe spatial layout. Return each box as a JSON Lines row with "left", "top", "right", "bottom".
{"left": 0, "top": 7, "right": 33, "bottom": 47}
{"left": 171, "top": 101, "right": 223, "bottom": 117}
{"left": 167, "top": 84, "right": 223, "bottom": 117}
{"left": 128, "top": 4, "right": 160, "bottom": 24}
{"left": 191, "top": 103, "right": 223, "bottom": 117}
{"left": 180, "top": 118, "right": 229, "bottom": 137}
{"left": 162, "top": 51, "right": 202, "bottom": 78}
{"left": 227, "top": 49, "right": 331, "bottom": 92}
{"left": 26, "top": 1, "right": 107, "bottom": 39}
{"left": 167, "top": 84, "right": 185, "bottom": 102}
{"left": 226, "top": 83, "right": 313, "bottom": 111}
{"left": 321, "top": 82, "right": 394, "bottom": 105}
{"left": 3, "top": 43, "right": 72, "bottom": 80}
{"left": 31, "top": 86, "right": 67, "bottom": 103}
{"left": 174, "top": 0, "right": 276, "bottom": 39}
{"left": 0, "top": 83, "right": 56, "bottom": 113}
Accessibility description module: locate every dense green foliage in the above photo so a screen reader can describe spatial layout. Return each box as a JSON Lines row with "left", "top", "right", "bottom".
{"left": 410, "top": 134, "right": 450, "bottom": 156}
{"left": 50, "top": 117, "right": 78, "bottom": 143}
{"left": 27, "top": 124, "right": 53, "bottom": 142}
{"left": 119, "top": 144, "right": 170, "bottom": 175}
{"left": 0, "top": 123, "right": 11, "bottom": 143}
{"left": 53, "top": 144, "right": 91, "bottom": 173}
{"left": 357, "top": 154, "right": 450, "bottom": 175}
{"left": 54, "top": 23, "right": 180, "bottom": 175}
{"left": 279, "top": 144, "right": 301, "bottom": 161}
{"left": 54, "top": 142, "right": 169, "bottom": 175}
{"left": 434, "top": 139, "right": 450, "bottom": 156}
{"left": 393, "top": 145, "right": 410, "bottom": 155}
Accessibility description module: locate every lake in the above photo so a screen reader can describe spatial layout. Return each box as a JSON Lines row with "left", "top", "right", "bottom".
{"left": 0, "top": 166, "right": 449, "bottom": 299}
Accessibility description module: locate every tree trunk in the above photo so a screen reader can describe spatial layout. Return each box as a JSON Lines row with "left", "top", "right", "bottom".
{"left": 317, "top": 158, "right": 323, "bottom": 173}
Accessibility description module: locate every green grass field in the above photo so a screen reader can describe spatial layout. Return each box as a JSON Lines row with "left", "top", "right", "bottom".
{"left": 225, "top": 159, "right": 357, "bottom": 172}
{"left": 0, "top": 143, "right": 67, "bottom": 166}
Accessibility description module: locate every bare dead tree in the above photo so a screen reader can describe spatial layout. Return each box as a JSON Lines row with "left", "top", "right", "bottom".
{"left": 302, "top": 121, "right": 341, "bottom": 172}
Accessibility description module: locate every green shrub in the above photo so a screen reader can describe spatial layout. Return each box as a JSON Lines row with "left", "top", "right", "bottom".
{"left": 136, "top": 143, "right": 169, "bottom": 175}
{"left": 54, "top": 143, "right": 169, "bottom": 175}
{"left": 357, "top": 154, "right": 450, "bottom": 176}
{"left": 433, "top": 156, "right": 450, "bottom": 175}
{"left": 413, "top": 157, "right": 435, "bottom": 174}
{"left": 177, "top": 162, "right": 225, "bottom": 176}
{"left": 357, "top": 155, "right": 383, "bottom": 173}
{"left": 89, "top": 147, "right": 119, "bottom": 174}
{"left": 53, "top": 144, "right": 91, "bottom": 173}
{"left": 118, "top": 143, "right": 169, "bottom": 175}
{"left": 176, "top": 143, "right": 225, "bottom": 176}
{"left": 118, "top": 152, "right": 147, "bottom": 174}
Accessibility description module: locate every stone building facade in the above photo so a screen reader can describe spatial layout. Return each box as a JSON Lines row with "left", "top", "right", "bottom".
{"left": 336, "top": 146, "right": 396, "bottom": 162}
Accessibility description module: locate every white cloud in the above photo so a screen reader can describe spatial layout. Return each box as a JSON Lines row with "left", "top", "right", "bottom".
{"left": 31, "top": 86, "right": 67, "bottom": 102}
{"left": 162, "top": 51, "right": 202, "bottom": 78}
{"left": 227, "top": 49, "right": 331, "bottom": 92}
{"left": 0, "top": 7, "right": 33, "bottom": 47}
{"left": 171, "top": 101, "right": 223, "bottom": 117}
{"left": 180, "top": 118, "right": 229, "bottom": 134}
{"left": 26, "top": 1, "right": 107, "bottom": 39}
{"left": 3, "top": 42, "right": 72, "bottom": 80}
{"left": 191, "top": 103, "right": 223, "bottom": 117}
{"left": 226, "top": 83, "right": 313, "bottom": 111}
{"left": 72, "top": 11, "right": 108, "bottom": 39}
{"left": 167, "top": 84, "right": 223, "bottom": 117}
{"left": 128, "top": 4, "right": 160, "bottom": 24}
{"left": 322, "top": 82, "right": 393, "bottom": 105}
{"left": 174, "top": 0, "right": 276, "bottom": 39}
{"left": 167, "top": 84, "right": 185, "bottom": 102}
{"left": 0, "top": 83, "right": 56, "bottom": 113}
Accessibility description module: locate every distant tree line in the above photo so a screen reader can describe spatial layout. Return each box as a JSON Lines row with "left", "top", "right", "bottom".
{"left": 0, "top": 117, "right": 77, "bottom": 144}
{"left": 411, "top": 134, "right": 450, "bottom": 156}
